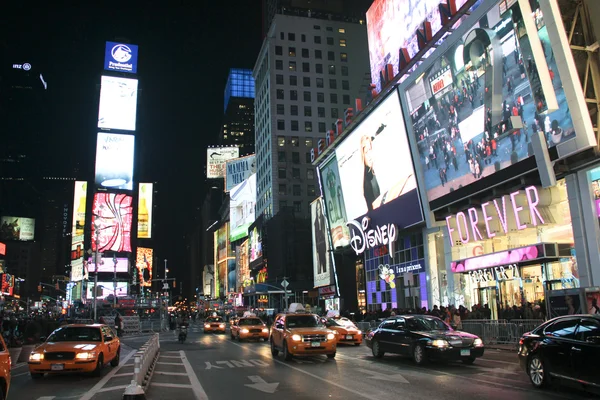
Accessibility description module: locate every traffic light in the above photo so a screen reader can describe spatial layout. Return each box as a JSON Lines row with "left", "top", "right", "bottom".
{"left": 55, "top": 282, "right": 59, "bottom": 290}
{"left": 38, "top": 284, "right": 42, "bottom": 293}
{"left": 173, "top": 281, "right": 176, "bottom": 288}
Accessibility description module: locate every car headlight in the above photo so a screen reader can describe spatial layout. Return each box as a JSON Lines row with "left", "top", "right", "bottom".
{"left": 474, "top": 338, "right": 484, "bottom": 347}
{"left": 291, "top": 334, "right": 302, "bottom": 341}
{"left": 204, "top": 324, "right": 210, "bottom": 328}
{"left": 262, "top": 328, "right": 269, "bottom": 333}
{"left": 29, "top": 353, "right": 44, "bottom": 361}
{"left": 430, "top": 339, "right": 450, "bottom": 348}
{"left": 327, "top": 333, "right": 336, "bottom": 340}
{"left": 241, "top": 328, "right": 249, "bottom": 333}
{"left": 75, "top": 352, "right": 97, "bottom": 360}
{"left": 219, "top": 324, "right": 225, "bottom": 328}
{"left": 357, "top": 330, "right": 362, "bottom": 335}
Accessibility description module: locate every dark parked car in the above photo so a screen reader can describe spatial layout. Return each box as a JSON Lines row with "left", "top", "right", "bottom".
{"left": 518, "top": 314, "right": 600, "bottom": 391}
{"left": 365, "top": 315, "right": 484, "bottom": 365}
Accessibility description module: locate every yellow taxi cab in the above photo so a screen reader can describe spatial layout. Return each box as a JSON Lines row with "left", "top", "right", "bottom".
{"left": 28, "top": 324, "right": 120, "bottom": 378}
{"left": 322, "top": 317, "right": 362, "bottom": 346}
{"left": 203, "top": 316, "right": 226, "bottom": 334}
{"left": 0, "top": 334, "right": 11, "bottom": 399}
{"left": 230, "top": 313, "right": 269, "bottom": 341}
{"left": 270, "top": 303, "right": 337, "bottom": 360}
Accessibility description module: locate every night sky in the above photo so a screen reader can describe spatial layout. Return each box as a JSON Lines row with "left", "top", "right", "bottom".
{"left": 2, "top": 2, "right": 264, "bottom": 289}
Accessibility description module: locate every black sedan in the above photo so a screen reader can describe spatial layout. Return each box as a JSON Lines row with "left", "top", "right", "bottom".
{"left": 518, "top": 314, "right": 600, "bottom": 391}
{"left": 365, "top": 315, "right": 484, "bottom": 365}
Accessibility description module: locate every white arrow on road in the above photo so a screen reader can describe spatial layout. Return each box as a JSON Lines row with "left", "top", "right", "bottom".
{"left": 363, "top": 369, "right": 410, "bottom": 383}
{"left": 245, "top": 375, "right": 279, "bottom": 393}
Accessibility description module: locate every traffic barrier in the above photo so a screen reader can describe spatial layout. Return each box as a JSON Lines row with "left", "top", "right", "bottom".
{"left": 461, "top": 319, "right": 544, "bottom": 347}
{"left": 123, "top": 333, "right": 160, "bottom": 400}
{"left": 103, "top": 316, "right": 141, "bottom": 335}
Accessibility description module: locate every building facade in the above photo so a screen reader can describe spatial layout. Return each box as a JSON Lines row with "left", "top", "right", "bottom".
{"left": 220, "top": 68, "right": 256, "bottom": 156}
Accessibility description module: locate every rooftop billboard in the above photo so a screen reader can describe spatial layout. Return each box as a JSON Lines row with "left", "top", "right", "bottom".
{"left": 207, "top": 147, "right": 239, "bottom": 179}
{"left": 104, "top": 41, "right": 139, "bottom": 74}
{"left": 0, "top": 217, "right": 35, "bottom": 241}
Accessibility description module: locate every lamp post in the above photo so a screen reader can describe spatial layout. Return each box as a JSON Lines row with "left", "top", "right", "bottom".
{"left": 113, "top": 255, "right": 118, "bottom": 308}
{"left": 93, "top": 221, "right": 100, "bottom": 322}
{"left": 162, "top": 259, "right": 168, "bottom": 330}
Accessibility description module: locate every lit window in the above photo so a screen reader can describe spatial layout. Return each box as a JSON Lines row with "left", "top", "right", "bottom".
{"left": 340, "top": 39, "right": 346, "bottom": 47}
{"left": 338, "top": 28, "right": 345, "bottom": 34}
{"left": 340, "top": 53, "right": 348, "bottom": 62}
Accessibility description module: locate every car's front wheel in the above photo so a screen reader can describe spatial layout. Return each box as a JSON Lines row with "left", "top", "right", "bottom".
{"left": 528, "top": 355, "right": 550, "bottom": 388}
{"left": 93, "top": 354, "right": 104, "bottom": 377}
{"left": 282, "top": 341, "right": 293, "bottom": 361}
{"left": 110, "top": 347, "right": 120, "bottom": 367}
{"left": 327, "top": 352, "right": 336, "bottom": 359}
{"left": 412, "top": 344, "right": 427, "bottom": 365}
{"left": 270, "top": 339, "right": 279, "bottom": 357}
{"left": 371, "top": 339, "right": 384, "bottom": 358}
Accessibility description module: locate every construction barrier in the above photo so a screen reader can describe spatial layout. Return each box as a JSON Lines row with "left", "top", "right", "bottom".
{"left": 123, "top": 333, "right": 160, "bottom": 399}
{"left": 103, "top": 316, "right": 141, "bottom": 334}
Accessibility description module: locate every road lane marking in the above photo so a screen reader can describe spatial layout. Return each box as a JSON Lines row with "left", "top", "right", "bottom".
{"left": 78, "top": 349, "right": 136, "bottom": 400}
{"left": 35, "top": 397, "right": 55, "bottom": 400}
{"left": 229, "top": 341, "right": 372, "bottom": 399}
{"left": 364, "top": 369, "right": 409, "bottom": 383}
{"left": 112, "top": 372, "right": 134, "bottom": 377}
{"left": 181, "top": 350, "right": 210, "bottom": 400}
{"left": 96, "top": 385, "right": 128, "bottom": 393}
{"left": 159, "top": 355, "right": 182, "bottom": 359}
{"left": 478, "top": 357, "right": 518, "bottom": 365}
{"left": 12, "top": 362, "right": 27, "bottom": 370}
{"left": 157, "top": 361, "right": 184, "bottom": 365}
{"left": 151, "top": 383, "right": 193, "bottom": 388}
{"left": 12, "top": 371, "right": 33, "bottom": 378}
{"left": 154, "top": 371, "right": 188, "bottom": 376}
{"left": 245, "top": 375, "right": 279, "bottom": 394}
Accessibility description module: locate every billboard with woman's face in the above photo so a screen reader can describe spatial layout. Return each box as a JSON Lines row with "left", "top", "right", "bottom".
{"left": 333, "top": 90, "right": 424, "bottom": 229}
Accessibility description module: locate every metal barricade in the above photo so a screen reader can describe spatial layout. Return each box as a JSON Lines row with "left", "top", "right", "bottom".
{"left": 460, "top": 319, "right": 545, "bottom": 346}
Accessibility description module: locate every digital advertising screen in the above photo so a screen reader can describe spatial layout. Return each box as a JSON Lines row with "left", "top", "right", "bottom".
{"left": 318, "top": 156, "right": 350, "bottom": 249}
{"left": 104, "top": 41, "right": 139, "bottom": 74}
{"left": 95, "top": 132, "right": 135, "bottom": 190}
{"left": 0, "top": 216, "right": 35, "bottom": 241}
{"left": 87, "top": 281, "right": 128, "bottom": 299}
{"left": 72, "top": 181, "right": 87, "bottom": 237}
{"left": 311, "top": 198, "right": 332, "bottom": 288}
{"left": 87, "top": 257, "right": 129, "bottom": 273}
{"left": 207, "top": 147, "right": 240, "bottom": 179}
{"left": 236, "top": 240, "right": 250, "bottom": 291}
{"left": 0, "top": 274, "right": 14, "bottom": 296}
{"left": 403, "top": 0, "right": 577, "bottom": 204}
{"left": 137, "top": 183, "right": 153, "bottom": 239}
{"left": 334, "top": 90, "right": 424, "bottom": 229}
{"left": 249, "top": 224, "right": 262, "bottom": 264}
{"left": 229, "top": 174, "right": 256, "bottom": 242}
{"left": 98, "top": 75, "right": 138, "bottom": 131}
{"left": 135, "top": 247, "right": 153, "bottom": 287}
{"left": 91, "top": 193, "right": 133, "bottom": 253}
{"left": 225, "top": 155, "right": 256, "bottom": 192}
{"left": 70, "top": 236, "right": 85, "bottom": 282}
{"left": 366, "top": 0, "right": 476, "bottom": 92}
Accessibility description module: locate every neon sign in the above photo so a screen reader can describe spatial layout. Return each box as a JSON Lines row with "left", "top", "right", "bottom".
{"left": 347, "top": 217, "right": 397, "bottom": 257}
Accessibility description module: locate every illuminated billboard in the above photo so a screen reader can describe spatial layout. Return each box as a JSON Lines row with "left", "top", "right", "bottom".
{"left": 136, "top": 247, "right": 153, "bottom": 287}
{"left": 366, "top": 0, "right": 475, "bottom": 91}
{"left": 236, "top": 240, "right": 250, "bottom": 291}
{"left": 311, "top": 198, "right": 331, "bottom": 288}
{"left": 402, "top": 0, "right": 578, "bottom": 204}
{"left": 87, "top": 257, "right": 129, "bottom": 273}
{"left": 207, "top": 147, "right": 239, "bottom": 179}
{"left": 225, "top": 155, "right": 256, "bottom": 192}
{"left": 333, "top": 90, "right": 423, "bottom": 231}
{"left": 98, "top": 75, "right": 138, "bottom": 131}
{"left": 230, "top": 174, "right": 256, "bottom": 242}
{"left": 87, "top": 281, "right": 128, "bottom": 299}
{"left": 249, "top": 224, "right": 262, "bottom": 264}
{"left": 104, "top": 42, "right": 139, "bottom": 74}
{"left": 0, "top": 274, "right": 14, "bottom": 296}
{"left": 214, "top": 223, "right": 235, "bottom": 296}
{"left": 0, "top": 216, "right": 35, "bottom": 241}
{"left": 318, "top": 156, "right": 351, "bottom": 249}
{"left": 70, "top": 236, "right": 85, "bottom": 282}
{"left": 91, "top": 193, "right": 133, "bottom": 252}
{"left": 72, "top": 181, "right": 87, "bottom": 236}
{"left": 137, "top": 183, "right": 153, "bottom": 239}
{"left": 95, "top": 132, "right": 135, "bottom": 190}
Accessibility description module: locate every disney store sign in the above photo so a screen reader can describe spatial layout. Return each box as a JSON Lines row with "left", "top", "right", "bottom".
{"left": 348, "top": 217, "right": 397, "bottom": 257}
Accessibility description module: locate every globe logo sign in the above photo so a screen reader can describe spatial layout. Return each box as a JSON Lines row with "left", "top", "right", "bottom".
{"left": 22, "top": 63, "right": 31, "bottom": 71}
{"left": 111, "top": 44, "right": 132, "bottom": 63}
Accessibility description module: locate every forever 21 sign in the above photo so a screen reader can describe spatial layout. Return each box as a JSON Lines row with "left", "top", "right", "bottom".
{"left": 469, "top": 264, "right": 520, "bottom": 284}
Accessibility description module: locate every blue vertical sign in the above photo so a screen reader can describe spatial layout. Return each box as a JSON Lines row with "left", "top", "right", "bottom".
{"left": 104, "top": 41, "right": 138, "bottom": 74}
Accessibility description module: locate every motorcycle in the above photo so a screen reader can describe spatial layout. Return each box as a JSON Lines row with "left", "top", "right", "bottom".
{"left": 178, "top": 325, "right": 188, "bottom": 344}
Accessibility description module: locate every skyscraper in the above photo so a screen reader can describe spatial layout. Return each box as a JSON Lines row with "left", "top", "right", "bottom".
{"left": 253, "top": 12, "right": 370, "bottom": 220}
{"left": 219, "top": 68, "right": 256, "bottom": 156}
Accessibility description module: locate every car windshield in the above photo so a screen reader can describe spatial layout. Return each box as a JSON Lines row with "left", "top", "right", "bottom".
{"left": 325, "top": 318, "right": 343, "bottom": 327}
{"left": 47, "top": 327, "right": 102, "bottom": 342}
{"left": 409, "top": 317, "right": 451, "bottom": 331}
{"left": 206, "top": 317, "right": 223, "bottom": 323}
{"left": 239, "top": 318, "right": 263, "bottom": 326}
{"left": 286, "top": 315, "right": 323, "bottom": 328}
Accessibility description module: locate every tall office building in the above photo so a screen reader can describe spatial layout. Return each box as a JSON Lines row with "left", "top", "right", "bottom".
{"left": 219, "top": 68, "right": 256, "bottom": 156}
{"left": 253, "top": 13, "right": 369, "bottom": 220}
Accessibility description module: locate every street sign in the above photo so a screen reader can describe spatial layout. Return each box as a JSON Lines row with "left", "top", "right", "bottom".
{"left": 281, "top": 280, "right": 289, "bottom": 289}
{"left": 163, "top": 283, "right": 169, "bottom": 290}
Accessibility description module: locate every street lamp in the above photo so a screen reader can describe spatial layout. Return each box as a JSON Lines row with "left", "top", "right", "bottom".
{"left": 93, "top": 220, "right": 100, "bottom": 322}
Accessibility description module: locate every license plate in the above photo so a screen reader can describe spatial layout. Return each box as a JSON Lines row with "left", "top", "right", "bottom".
{"left": 346, "top": 335, "right": 353, "bottom": 340}
{"left": 311, "top": 341, "right": 320, "bottom": 347}
{"left": 51, "top": 364, "right": 64, "bottom": 371}
{"left": 460, "top": 349, "right": 471, "bottom": 356}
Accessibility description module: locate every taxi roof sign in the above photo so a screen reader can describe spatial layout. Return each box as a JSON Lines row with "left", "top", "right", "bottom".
{"left": 288, "top": 303, "right": 305, "bottom": 313}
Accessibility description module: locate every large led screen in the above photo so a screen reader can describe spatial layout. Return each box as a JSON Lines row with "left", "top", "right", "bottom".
{"left": 230, "top": 174, "right": 256, "bottom": 242}
{"left": 87, "top": 257, "right": 129, "bottom": 273}
{"left": 0, "top": 274, "right": 14, "bottom": 296}
{"left": 236, "top": 240, "right": 250, "bottom": 291}
{"left": 98, "top": 75, "right": 138, "bottom": 131}
{"left": 91, "top": 193, "right": 133, "bottom": 252}
{"left": 225, "top": 155, "right": 256, "bottom": 192}
{"left": 249, "top": 225, "right": 262, "bottom": 263}
{"left": 404, "top": 0, "right": 577, "bottom": 203}
{"left": 136, "top": 247, "right": 153, "bottom": 287}
{"left": 95, "top": 132, "right": 135, "bottom": 190}
{"left": 207, "top": 147, "right": 239, "bottom": 179}
{"left": 87, "top": 281, "right": 128, "bottom": 299}
{"left": 311, "top": 198, "right": 331, "bottom": 288}
{"left": 72, "top": 181, "right": 87, "bottom": 236}
{"left": 318, "top": 156, "right": 350, "bottom": 249}
{"left": 137, "top": 183, "right": 153, "bottom": 239}
{"left": 0, "top": 216, "right": 35, "bottom": 241}
{"left": 366, "top": 0, "right": 476, "bottom": 92}
{"left": 70, "top": 236, "right": 85, "bottom": 282}
{"left": 335, "top": 91, "right": 423, "bottom": 229}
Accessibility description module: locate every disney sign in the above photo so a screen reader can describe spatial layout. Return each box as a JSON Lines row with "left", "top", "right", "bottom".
{"left": 347, "top": 217, "right": 397, "bottom": 257}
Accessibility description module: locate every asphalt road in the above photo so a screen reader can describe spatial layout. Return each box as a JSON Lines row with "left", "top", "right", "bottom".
{"left": 146, "top": 323, "right": 598, "bottom": 400}
{"left": 7, "top": 333, "right": 154, "bottom": 400}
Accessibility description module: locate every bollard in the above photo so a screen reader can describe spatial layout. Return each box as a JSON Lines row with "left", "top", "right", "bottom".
{"left": 122, "top": 379, "right": 146, "bottom": 400}
{"left": 122, "top": 334, "right": 159, "bottom": 400}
